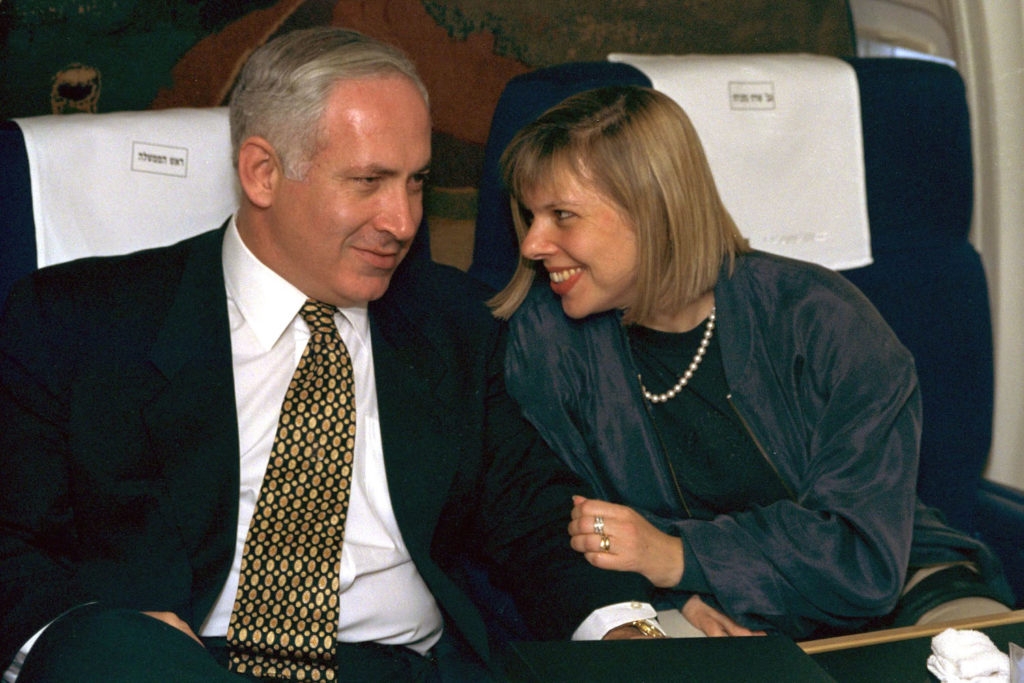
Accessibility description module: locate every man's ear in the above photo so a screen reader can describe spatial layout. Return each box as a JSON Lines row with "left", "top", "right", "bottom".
{"left": 237, "top": 136, "right": 281, "bottom": 209}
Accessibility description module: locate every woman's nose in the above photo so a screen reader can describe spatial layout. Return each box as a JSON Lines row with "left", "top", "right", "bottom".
{"left": 520, "top": 220, "right": 553, "bottom": 261}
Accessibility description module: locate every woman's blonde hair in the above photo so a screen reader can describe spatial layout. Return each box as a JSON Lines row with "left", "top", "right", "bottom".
{"left": 489, "top": 85, "right": 749, "bottom": 323}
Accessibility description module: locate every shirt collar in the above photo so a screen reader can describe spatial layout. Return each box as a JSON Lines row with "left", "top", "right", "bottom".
{"left": 222, "top": 216, "right": 370, "bottom": 349}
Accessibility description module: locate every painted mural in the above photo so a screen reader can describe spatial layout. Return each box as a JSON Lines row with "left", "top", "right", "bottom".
{"left": 0, "top": 0, "right": 852, "bottom": 187}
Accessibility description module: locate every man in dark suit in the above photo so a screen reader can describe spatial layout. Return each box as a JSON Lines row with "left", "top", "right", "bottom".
{"left": 0, "top": 27, "right": 658, "bottom": 682}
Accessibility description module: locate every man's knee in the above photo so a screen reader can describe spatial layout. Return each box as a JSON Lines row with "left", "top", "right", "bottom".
{"left": 17, "top": 605, "right": 245, "bottom": 683}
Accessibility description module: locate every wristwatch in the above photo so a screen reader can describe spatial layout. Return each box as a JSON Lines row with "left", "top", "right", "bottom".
{"left": 629, "top": 619, "right": 667, "bottom": 638}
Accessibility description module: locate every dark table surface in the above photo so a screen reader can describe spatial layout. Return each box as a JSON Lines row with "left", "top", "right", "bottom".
{"left": 501, "top": 612, "right": 1024, "bottom": 682}
{"left": 810, "top": 619, "right": 1024, "bottom": 682}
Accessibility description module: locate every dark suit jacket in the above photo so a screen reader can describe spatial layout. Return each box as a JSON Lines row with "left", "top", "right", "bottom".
{"left": 0, "top": 227, "right": 649, "bottom": 669}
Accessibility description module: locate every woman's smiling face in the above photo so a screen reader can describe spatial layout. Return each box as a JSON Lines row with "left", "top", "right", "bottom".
{"left": 519, "top": 169, "right": 639, "bottom": 319}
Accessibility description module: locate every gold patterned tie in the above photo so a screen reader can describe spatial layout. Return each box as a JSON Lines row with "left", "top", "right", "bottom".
{"left": 227, "top": 299, "right": 355, "bottom": 681}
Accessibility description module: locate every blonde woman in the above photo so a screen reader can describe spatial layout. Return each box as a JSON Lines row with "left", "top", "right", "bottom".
{"left": 491, "top": 85, "right": 1012, "bottom": 639}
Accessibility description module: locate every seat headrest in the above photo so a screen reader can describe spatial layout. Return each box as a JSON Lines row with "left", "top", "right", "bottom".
{"left": 608, "top": 53, "right": 873, "bottom": 271}
{"left": 14, "top": 107, "right": 238, "bottom": 269}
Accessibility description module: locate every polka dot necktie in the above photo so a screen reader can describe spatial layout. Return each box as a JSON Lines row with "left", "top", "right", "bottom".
{"left": 227, "top": 299, "right": 355, "bottom": 681}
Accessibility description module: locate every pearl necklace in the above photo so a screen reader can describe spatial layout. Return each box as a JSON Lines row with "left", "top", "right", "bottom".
{"left": 639, "top": 307, "right": 716, "bottom": 404}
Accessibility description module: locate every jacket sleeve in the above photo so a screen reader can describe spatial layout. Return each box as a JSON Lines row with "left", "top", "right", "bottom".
{"left": 0, "top": 237, "right": 236, "bottom": 667}
{"left": 444, "top": 315, "right": 653, "bottom": 640}
{"left": 674, "top": 277, "right": 922, "bottom": 638}
{"left": 379, "top": 264, "right": 652, "bottom": 646}
{"left": 0, "top": 278, "right": 99, "bottom": 667}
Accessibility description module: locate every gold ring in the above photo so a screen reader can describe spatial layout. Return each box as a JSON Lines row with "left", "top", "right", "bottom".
{"left": 593, "top": 515, "right": 605, "bottom": 535}
{"left": 599, "top": 534, "right": 611, "bottom": 552}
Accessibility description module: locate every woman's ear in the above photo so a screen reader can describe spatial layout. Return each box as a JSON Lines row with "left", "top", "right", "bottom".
{"left": 237, "top": 136, "right": 281, "bottom": 209}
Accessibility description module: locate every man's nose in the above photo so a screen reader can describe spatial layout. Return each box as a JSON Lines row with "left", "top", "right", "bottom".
{"left": 376, "top": 189, "right": 421, "bottom": 241}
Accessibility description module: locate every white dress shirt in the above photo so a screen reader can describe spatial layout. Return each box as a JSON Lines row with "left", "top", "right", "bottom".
{"left": 200, "top": 218, "right": 444, "bottom": 653}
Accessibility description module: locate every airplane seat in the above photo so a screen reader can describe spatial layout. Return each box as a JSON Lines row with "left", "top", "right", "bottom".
{"left": 838, "top": 57, "right": 992, "bottom": 529}
{"left": 840, "top": 56, "right": 1024, "bottom": 613}
{"left": 469, "top": 56, "right": 1024, "bottom": 610}
{"left": 0, "top": 108, "right": 240, "bottom": 309}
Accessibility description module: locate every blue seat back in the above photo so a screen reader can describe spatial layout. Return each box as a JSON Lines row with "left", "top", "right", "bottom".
{"left": 0, "top": 122, "right": 36, "bottom": 306}
{"left": 840, "top": 58, "right": 991, "bottom": 531}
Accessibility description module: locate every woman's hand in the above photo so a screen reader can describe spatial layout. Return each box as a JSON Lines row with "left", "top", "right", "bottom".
{"left": 681, "top": 595, "right": 766, "bottom": 637}
{"left": 569, "top": 495, "right": 684, "bottom": 588}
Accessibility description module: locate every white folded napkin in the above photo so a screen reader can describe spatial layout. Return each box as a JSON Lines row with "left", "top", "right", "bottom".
{"left": 928, "top": 628, "right": 1010, "bottom": 682}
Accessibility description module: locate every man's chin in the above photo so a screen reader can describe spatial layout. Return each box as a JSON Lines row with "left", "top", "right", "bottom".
{"left": 329, "top": 273, "right": 396, "bottom": 307}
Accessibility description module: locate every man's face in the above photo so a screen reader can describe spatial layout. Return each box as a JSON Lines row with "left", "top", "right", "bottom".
{"left": 250, "top": 75, "right": 432, "bottom": 308}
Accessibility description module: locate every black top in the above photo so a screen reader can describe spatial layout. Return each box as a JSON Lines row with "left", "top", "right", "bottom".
{"left": 629, "top": 319, "right": 791, "bottom": 598}
{"left": 628, "top": 320, "right": 790, "bottom": 521}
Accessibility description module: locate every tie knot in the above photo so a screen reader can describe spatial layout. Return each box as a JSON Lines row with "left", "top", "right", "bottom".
{"left": 299, "top": 299, "right": 338, "bottom": 335}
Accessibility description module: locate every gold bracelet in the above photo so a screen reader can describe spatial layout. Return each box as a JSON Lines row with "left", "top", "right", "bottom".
{"left": 630, "top": 619, "right": 667, "bottom": 638}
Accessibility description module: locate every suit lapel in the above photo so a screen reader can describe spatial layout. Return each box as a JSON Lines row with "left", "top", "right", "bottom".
{"left": 369, "top": 297, "right": 460, "bottom": 557}
{"left": 370, "top": 282, "right": 494, "bottom": 661}
{"left": 140, "top": 228, "right": 239, "bottom": 621}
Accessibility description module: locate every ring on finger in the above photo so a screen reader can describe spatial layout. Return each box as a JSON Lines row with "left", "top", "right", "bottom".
{"left": 599, "top": 534, "right": 611, "bottom": 552}
{"left": 593, "top": 515, "right": 605, "bottom": 535}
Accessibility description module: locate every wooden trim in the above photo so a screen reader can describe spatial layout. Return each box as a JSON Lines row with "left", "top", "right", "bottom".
{"left": 798, "top": 609, "right": 1024, "bottom": 654}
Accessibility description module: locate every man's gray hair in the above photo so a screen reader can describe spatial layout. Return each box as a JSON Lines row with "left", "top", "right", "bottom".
{"left": 229, "top": 26, "right": 428, "bottom": 179}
